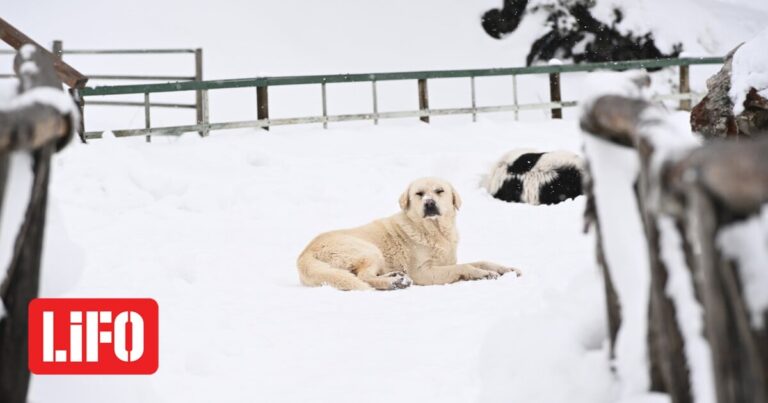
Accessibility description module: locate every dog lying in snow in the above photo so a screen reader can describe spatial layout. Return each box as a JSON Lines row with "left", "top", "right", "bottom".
{"left": 482, "top": 149, "right": 585, "bottom": 205}
{"left": 297, "top": 177, "right": 521, "bottom": 291}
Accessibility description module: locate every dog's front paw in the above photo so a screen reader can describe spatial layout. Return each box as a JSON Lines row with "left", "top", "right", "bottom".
{"left": 461, "top": 266, "right": 499, "bottom": 281}
{"left": 474, "top": 262, "right": 521, "bottom": 277}
{"left": 384, "top": 271, "right": 412, "bottom": 290}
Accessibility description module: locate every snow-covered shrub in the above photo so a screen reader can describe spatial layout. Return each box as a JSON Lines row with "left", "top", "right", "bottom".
{"left": 481, "top": 0, "right": 682, "bottom": 66}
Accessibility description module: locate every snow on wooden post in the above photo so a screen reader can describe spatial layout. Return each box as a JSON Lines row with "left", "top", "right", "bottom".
{"left": 257, "top": 85, "right": 269, "bottom": 131}
{"left": 664, "top": 139, "right": 768, "bottom": 403}
{"left": 0, "top": 44, "right": 77, "bottom": 403}
{"left": 583, "top": 93, "right": 768, "bottom": 403}
{"left": 417, "top": 78, "right": 429, "bottom": 123}
{"left": 580, "top": 95, "right": 707, "bottom": 403}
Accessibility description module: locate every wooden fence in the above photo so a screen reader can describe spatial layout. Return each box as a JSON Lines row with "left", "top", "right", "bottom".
{"left": 0, "top": 39, "right": 79, "bottom": 403}
{"left": 581, "top": 95, "right": 768, "bottom": 403}
{"left": 77, "top": 56, "right": 723, "bottom": 142}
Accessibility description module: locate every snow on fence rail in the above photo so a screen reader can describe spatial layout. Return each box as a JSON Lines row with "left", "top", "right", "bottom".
{"left": 581, "top": 95, "right": 768, "bottom": 403}
{"left": 0, "top": 44, "right": 78, "bottom": 403}
{"left": 77, "top": 56, "right": 724, "bottom": 142}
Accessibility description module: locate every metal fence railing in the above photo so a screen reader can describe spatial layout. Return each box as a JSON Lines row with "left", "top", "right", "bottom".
{"left": 76, "top": 56, "right": 724, "bottom": 141}
{"left": 0, "top": 41, "right": 203, "bottom": 112}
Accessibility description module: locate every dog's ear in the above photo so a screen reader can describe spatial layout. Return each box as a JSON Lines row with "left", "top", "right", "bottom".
{"left": 399, "top": 186, "right": 410, "bottom": 211}
{"left": 451, "top": 185, "right": 462, "bottom": 210}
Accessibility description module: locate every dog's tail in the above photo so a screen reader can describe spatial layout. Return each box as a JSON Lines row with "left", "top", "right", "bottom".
{"left": 297, "top": 253, "right": 372, "bottom": 291}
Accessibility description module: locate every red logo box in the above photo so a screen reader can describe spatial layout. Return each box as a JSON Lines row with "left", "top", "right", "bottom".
{"left": 28, "top": 298, "right": 158, "bottom": 375}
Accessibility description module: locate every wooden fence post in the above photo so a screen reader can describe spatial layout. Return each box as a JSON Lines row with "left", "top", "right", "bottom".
{"left": 0, "top": 44, "right": 75, "bottom": 403}
{"left": 51, "top": 40, "right": 85, "bottom": 143}
{"left": 549, "top": 72, "right": 562, "bottom": 119}
{"left": 417, "top": 78, "right": 429, "bottom": 123}
{"left": 257, "top": 86, "right": 269, "bottom": 131}
{"left": 679, "top": 65, "right": 691, "bottom": 111}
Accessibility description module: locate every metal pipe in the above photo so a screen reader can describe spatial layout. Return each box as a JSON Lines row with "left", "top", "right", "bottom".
{"left": 84, "top": 100, "right": 579, "bottom": 139}
{"left": 87, "top": 75, "right": 196, "bottom": 81}
{"left": 62, "top": 49, "right": 196, "bottom": 54}
{"left": 83, "top": 101, "right": 196, "bottom": 108}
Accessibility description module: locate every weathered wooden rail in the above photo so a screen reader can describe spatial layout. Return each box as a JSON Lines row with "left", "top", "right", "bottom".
{"left": 0, "top": 44, "right": 78, "bottom": 403}
{"left": 77, "top": 56, "right": 723, "bottom": 141}
{"left": 581, "top": 95, "right": 768, "bottom": 403}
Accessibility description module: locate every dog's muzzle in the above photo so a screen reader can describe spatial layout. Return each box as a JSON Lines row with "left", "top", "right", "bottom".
{"left": 423, "top": 199, "right": 440, "bottom": 217}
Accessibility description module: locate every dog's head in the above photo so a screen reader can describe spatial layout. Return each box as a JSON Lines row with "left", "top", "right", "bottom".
{"left": 399, "top": 177, "right": 462, "bottom": 221}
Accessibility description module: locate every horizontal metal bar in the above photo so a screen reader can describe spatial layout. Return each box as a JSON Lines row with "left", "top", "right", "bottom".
{"left": 1, "top": 49, "right": 197, "bottom": 55}
{"left": 0, "top": 73, "right": 15, "bottom": 78}
{"left": 80, "top": 57, "right": 724, "bottom": 97}
{"left": 87, "top": 74, "right": 196, "bottom": 81}
{"left": 84, "top": 100, "right": 196, "bottom": 109}
{"left": 83, "top": 100, "right": 580, "bottom": 139}
{"left": 61, "top": 49, "right": 197, "bottom": 54}
{"left": 652, "top": 92, "right": 705, "bottom": 101}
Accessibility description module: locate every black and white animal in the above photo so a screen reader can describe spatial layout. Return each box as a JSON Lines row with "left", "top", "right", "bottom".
{"left": 482, "top": 149, "right": 585, "bottom": 205}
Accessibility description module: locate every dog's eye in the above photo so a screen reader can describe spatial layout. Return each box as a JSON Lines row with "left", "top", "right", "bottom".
{"left": 435, "top": 189, "right": 444, "bottom": 195}
{"left": 415, "top": 191, "right": 424, "bottom": 197}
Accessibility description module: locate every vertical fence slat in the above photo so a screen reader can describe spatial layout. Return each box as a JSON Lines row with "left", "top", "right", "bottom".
{"left": 201, "top": 89, "right": 209, "bottom": 137}
{"left": 512, "top": 75, "right": 519, "bottom": 121}
{"left": 372, "top": 80, "right": 379, "bottom": 125}
{"left": 257, "top": 86, "right": 269, "bottom": 131}
{"left": 144, "top": 92, "right": 151, "bottom": 143}
{"left": 194, "top": 48, "right": 204, "bottom": 136}
{"left": 679, "top": 65, "right": 691, "bottom": 111}
{"left": 417, "top": 78, "right": 429, "bottom": 123}
{"left": 470, "top": 76, "right": 477, "bottom": 122}
{"left": 321, "top": 81, "right": 328, "bottom": 129}
{"left": 549, "top": 72, "right": 562, "bottom": 119}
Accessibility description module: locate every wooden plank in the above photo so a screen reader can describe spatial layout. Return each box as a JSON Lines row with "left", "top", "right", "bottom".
{"left": 0, "top": 17, "right": 88, "bottom": 88}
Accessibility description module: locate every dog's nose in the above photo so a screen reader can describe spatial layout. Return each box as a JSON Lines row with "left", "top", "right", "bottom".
{"left": 424, "top": 199, "right": 436, "bottom": 207}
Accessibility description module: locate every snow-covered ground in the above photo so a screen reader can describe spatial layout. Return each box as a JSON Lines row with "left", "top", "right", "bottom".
{"left": 2, "top": 0, "right": 767, "bottom": 402}
{"left": 31, "top": 118, "right": 611, "bottom": 403}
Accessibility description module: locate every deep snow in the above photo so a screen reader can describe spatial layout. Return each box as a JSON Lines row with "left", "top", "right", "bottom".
{"left": 33, "top": 119, "right": 612, "bottom": 403}
{"left": 2, "top": 0, "right": 767, "bottom": 402}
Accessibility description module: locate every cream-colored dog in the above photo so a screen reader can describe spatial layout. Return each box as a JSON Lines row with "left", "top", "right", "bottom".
{"left": 297, "top": 177, "right": 521, "bottom": 291}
